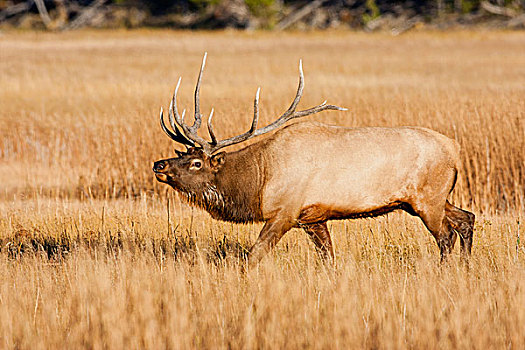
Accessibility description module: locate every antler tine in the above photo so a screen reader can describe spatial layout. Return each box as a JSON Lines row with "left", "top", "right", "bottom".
{"left": 181, "top": 109, "right": 186, "bottom": 124}
{"left": 170, "top": 77, "right": 185, "bottom": 128}
{"left": 251, "top": 87, "right": 260, "bottom": 133}
{"left": 163, "top": 78, "right": 196, "bottom": 147}
{"left": 206, "top": 87, "right": 261, "bottom": 152}
{"left": 160, "top": 108, "right": 177, "bottom": 140}
{"left": 168, "top": 78, "right": 181, "bottom": 128}
{"left": 207, "top": 108, "right": 217, "bottom": 145}
{"left": 281, "top": 59, "right": 305, "bottom": 120}
{"left": 161, "top": 107, "right": 195, "bottom": 147}
{"left": 293, "top": 102, "right": 348, "bottom": 118}
{"left": 251, "top": 60, "right": 305, "bottom": 137}
{"left": 192, "top": 52, "right": 207, "bottom": 131}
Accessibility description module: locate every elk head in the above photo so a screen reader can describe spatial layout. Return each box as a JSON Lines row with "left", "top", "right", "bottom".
{"left": 153, "top": 53, "right": 346, "bottom": 195}
{"left": 153, "top": 147, "right": 225, "bottom": 194}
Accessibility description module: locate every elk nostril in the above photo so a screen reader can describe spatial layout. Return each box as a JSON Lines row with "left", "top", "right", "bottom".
{"left": 153, "top": 161, "right": 166, "bottom": 172}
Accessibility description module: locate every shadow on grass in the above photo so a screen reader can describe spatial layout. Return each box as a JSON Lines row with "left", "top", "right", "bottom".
{"left": 1, "top": 225, "right": 250, "bottom": 265}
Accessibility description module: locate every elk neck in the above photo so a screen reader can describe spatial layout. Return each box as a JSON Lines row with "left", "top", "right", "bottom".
{"left": 185, "top": 145, "right": 266, "bottom": 224}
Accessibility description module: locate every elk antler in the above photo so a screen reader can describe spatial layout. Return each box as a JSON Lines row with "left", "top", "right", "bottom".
{"left": 160, "top": 106, "right": 195, "bottom": 148}
{"left": 161, "top": 54, "right": 347, "bottom": 155}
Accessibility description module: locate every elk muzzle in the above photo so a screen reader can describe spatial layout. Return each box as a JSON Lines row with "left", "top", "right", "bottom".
{"left": 153, "top": 160, "right": 169, "bottom": 182}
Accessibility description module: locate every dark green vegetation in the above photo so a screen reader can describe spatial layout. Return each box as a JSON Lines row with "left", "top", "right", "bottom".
{"left": 1, "top": 0, "right": 524, "bottom": 30}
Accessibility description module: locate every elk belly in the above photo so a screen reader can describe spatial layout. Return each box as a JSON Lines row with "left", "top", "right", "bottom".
{"left": 301, "top": 156, "right": 412, "bottom": 217}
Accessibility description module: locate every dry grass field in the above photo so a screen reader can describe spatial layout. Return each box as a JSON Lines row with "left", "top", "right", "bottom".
{"left": 0, "top": 30, "right": 524, "bottom": 349}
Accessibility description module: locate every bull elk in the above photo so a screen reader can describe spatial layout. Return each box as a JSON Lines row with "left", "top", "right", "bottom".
{"left": 153, "top": 54, "right": 475, "bottom": 267}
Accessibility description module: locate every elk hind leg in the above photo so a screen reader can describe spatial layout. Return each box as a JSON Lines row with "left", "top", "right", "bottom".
{"left": 301, "top": 222, "right": 335, "bottom": 264}
{"left": 413, "top": 203, "right": 457, "bottom": 262}
{"left": 445, "top": 201, "right": 475, "bottom": 264}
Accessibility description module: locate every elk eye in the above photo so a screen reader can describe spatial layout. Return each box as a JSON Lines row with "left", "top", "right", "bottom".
{"left": 190, "top": 160, "right": 202, "bottom": 170}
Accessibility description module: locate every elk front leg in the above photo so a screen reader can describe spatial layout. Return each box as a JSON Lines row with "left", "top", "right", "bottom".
{"left": 247, "top": 218, "right": 294, "bottom": 268}
{"left": 302, "top": 222, "right": 335, "bottom": 264}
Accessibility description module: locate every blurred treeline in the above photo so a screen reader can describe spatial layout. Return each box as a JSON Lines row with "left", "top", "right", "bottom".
{"left": 1, "top": 0, "right": 524, "bottom": 30}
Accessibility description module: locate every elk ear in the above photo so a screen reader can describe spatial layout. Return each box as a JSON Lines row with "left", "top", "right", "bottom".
{"left": 210, "top": 152, "right": 226, "bottom": 170}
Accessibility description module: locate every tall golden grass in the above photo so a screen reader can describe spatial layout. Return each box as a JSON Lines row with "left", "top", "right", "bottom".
{"left": 0, "top": 30, "right": 524, "bottom": 348}
{"left": 0, "top": 199, "right": 523, "bottom": 348}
